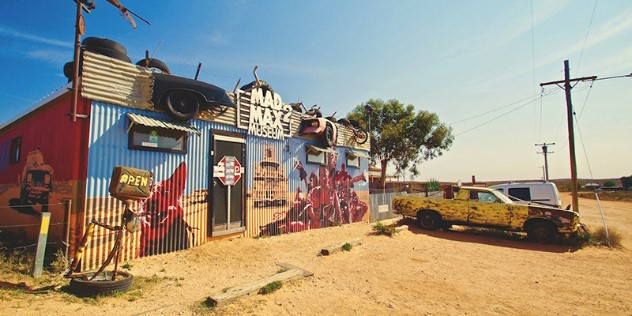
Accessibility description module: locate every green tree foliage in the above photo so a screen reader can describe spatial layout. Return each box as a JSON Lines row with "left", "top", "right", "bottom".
{"left": 347, "top": 99, "right": 453, "bottom": 188}
{"left": 621, "top": 176, "right": 632, "bottom": 190}
{"left": 603, "top": 180, "right": 617, "bottom": 187}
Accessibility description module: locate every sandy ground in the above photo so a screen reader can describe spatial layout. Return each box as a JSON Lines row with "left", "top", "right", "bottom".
{"left": 2, "top": 192, "right": 632, "bottom": 316}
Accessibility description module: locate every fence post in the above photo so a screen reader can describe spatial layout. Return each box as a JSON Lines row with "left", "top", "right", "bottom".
{"left": 33, "top": 212, "right": 51, "bottom": 278}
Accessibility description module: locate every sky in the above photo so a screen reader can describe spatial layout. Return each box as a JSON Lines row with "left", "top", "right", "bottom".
{"left": 0, "top": 1, "right": 630, "bottom": 183}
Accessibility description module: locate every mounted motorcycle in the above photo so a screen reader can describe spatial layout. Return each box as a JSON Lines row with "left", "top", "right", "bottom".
{"left": 294, "top": 103, "right": 338, "bottom": 148}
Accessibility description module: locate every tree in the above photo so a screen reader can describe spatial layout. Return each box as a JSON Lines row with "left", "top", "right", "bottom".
{"left": 347, "top": 98, "right": 454, "bottom": 188}
{"left": 621, "top": 176, "right": 632, "bottom": 190}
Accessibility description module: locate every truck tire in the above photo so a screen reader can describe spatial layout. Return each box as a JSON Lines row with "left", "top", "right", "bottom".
{"left": 69, "top": 271, "right": 133, "bottom": 297}
{"left": 416, "top": 211, "right": 441, "bottom": 230}
{"left": 527, "top": 222, "right": 557, "bottom": 243}
{"left": 82, "top": 37, "right": 128, "bottom": 55}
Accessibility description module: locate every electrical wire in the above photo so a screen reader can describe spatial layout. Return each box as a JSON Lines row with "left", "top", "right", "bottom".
{"left": 576, "top": 0, "right": 599, "bottom": 75}
{"left": 452, "top": 88, "right": 560, "bottom": 136}
{"left": 454, "top": 95, "right": 541, "bottom": 136}
{"left": 449, "top": 91, "right": 545, "bottom": 126}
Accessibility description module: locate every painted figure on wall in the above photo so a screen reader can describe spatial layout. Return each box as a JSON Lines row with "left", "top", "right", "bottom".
{"left": 138, "top": 162, "right": 195, "bottom": 256}
{"left": 9, "top": 147, "right": 54, "bottom": 216}
{"left": 259, "top": 149, "right": 368, "bottom": 236}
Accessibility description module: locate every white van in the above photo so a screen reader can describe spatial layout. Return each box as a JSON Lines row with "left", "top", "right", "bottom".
{"left": 490, "top": 182, "right": 562, "bottom": 208}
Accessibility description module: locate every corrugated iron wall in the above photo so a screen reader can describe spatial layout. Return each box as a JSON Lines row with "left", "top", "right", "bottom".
{"left": 244, "top": 136, "right": 304, "bottom": 237}
{"left": 82, "top": 101, "right": 240, "bottom": 271}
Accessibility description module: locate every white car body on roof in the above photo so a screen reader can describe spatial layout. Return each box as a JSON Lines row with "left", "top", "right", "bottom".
{"left": 490, "top": 182, "right": 563, "bottom": 208}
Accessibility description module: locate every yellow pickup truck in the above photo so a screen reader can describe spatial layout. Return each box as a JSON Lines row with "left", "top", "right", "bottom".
{"left": 392, "top": 186, "right": 581, "bottom": 243}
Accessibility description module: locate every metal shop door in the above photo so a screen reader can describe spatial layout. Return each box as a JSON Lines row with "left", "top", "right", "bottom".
{"left": 210, "top": 134, "right": 245, "bottom": 236}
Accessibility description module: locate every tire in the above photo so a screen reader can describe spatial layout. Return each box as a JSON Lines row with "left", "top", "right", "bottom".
{"left": 416, "top": 211, "right": 441, "bottom": 230}
{"left": 354, "top": 129, "right": 368, "bottom": 144}
{"left": 82, "top": 37, "right": 128, "bottom": 55}
{"left": 164, "top": 90, "right": 200, "bottom": 121}
{"left": 136, "top": 58, "right": 171, "bottom": 74}
{"left": 86, "top": 46, "right": 131, "bottom": 63}
{"left": 527, "top": 222, "right": 557, "bottom": 243}
{"left": 321, "top": 124, "right": 335, "bottom": 147}
{"left": 69, "top": 271, "right": 133, "bottom": 297}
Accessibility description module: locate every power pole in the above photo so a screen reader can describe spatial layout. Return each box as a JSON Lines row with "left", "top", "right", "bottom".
{"left": 540, "top": 60, "right": 596, "bottom": 213}
{"left": 535, "top": 142, "right": 554, "bottom": 181}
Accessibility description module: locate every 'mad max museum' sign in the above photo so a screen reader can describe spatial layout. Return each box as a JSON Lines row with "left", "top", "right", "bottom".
{"left": 237, "top": 87, "right": 294, "bottom": 140}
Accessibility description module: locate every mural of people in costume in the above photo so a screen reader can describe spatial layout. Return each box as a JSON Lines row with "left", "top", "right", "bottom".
{"left": 138, "top": 162, "right": 195, "bottom": 256}
{"left": 258, "top": 147, "right": 368, "bottom": 236}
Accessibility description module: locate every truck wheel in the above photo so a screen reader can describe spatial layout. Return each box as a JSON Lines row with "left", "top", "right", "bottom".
{"left": 417, "top": 211, "right": 441, "bottom": 230}
{"left": 164, "top": 90, "right": 200, "bottom": 121}
{"left": 527, "top": 222, "right": 556, "bottom": 243}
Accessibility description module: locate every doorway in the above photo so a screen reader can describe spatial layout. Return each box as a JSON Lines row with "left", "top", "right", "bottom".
{"left": 209, "top": 133, "right": 245, "bottom": 236}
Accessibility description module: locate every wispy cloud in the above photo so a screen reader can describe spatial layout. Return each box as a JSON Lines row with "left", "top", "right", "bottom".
{"left": 470, "top": 6, "right": 632, "bottom": 92}
{"left": 0, "top": 25, "right": 72, "bottom": 48}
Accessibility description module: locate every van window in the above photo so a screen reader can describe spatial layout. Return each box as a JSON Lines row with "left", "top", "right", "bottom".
{"left": 508, "top": 187, "right": 530, "bottom": 201}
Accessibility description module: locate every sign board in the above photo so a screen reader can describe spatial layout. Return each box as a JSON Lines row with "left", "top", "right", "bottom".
{"left": 213, "top": 156, "right": 242, "bottom": 186}
{"left": 378, "top": 204, "right": 389, "bottom": 213}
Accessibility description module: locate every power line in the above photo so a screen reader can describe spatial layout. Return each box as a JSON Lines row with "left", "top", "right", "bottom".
{"left": 576, "top": 0, "right": 599, "bottom": 74}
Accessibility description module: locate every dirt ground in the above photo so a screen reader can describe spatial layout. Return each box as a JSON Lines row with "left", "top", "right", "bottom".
{"left": 2, "top": 192, "right": 632, "bottom": 315}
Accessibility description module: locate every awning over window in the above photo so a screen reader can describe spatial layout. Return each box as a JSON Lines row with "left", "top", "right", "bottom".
{"left": 127, "top": 113, "right": 201, "bottom": 135}
{"left": 305, "top": 144, "right": 336, "bottom": 154}
{"left": 346, "top": 150, "right": 370, "bottom": 159}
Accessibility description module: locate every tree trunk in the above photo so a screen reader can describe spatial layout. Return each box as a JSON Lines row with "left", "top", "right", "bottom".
{"left": 380, "top": 159, "right": 388, "bottom": 190}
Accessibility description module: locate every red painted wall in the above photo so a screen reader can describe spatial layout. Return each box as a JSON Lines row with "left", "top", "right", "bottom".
{"left": 0, "top": 91, "right": 91, "bottom": 249}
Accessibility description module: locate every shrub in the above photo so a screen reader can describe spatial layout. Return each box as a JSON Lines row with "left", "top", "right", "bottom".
{"left": 342, "top": 243, "right": 352, "bottom": 251}
{"left": 259, "top": 281, "right": 283, "bottom": 294}
{"left": 592, "top": 226, "right": 623, "bottom": 248}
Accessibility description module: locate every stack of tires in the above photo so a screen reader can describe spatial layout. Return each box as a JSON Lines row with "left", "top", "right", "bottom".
{"left": 63, "top": 37, "right": 171, "bottom": 82}
{"left": 63, "top": 37, "right": 131, "bottom": 82}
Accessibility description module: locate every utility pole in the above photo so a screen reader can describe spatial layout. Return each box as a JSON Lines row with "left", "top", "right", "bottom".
{"left": 540, "top": 60, "right": 596, "bottom": 213}
{"left": 535, "top": 142, "right": 554, "bottom": 181}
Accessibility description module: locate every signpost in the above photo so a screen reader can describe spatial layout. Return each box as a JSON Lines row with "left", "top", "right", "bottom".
{"left": 213, "top": 156, "right": 242, "bottom": 186}
{"left": 213, "top": 156, "right": 243, "bottom": 228}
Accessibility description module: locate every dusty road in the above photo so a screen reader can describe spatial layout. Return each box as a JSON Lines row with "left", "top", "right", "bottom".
{"left": 2, "top": 192, "right": 631, "bottom": 315}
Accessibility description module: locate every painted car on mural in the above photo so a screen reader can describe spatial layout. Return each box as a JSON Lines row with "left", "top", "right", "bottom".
{"left": 392, "top": 186, "right": 581, "bottom": 243}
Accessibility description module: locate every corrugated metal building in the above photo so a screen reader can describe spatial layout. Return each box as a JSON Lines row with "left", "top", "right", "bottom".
{"left": 0, "top": 50, "right": 370, "bottom": 271}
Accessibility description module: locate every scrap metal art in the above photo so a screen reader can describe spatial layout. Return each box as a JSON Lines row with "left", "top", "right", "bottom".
{"left": 65, "top": 166, "right": 152, "bottom": 296}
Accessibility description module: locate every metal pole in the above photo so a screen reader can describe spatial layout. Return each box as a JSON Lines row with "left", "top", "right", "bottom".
{"left": 70, "top": 2, "right": 83, "bottom": 122}
{"left": 564, "top": 60, "right": 580, "bottom": 213}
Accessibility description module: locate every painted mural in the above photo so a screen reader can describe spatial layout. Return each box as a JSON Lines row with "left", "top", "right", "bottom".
{"left": 252, "top": 145, "right": 288, "bottom": 208}
{"left": 137, "top": 161, "right": 196, "bottom": 256}
{"left": 257, "top": 148, "right": 368, "bottom": 236}
{"left": 0, "top": 146, "right": 72, "bottom": 244}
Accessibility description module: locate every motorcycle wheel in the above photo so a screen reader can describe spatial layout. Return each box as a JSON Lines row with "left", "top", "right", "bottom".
{"left": 354, "top": 130, "right": 368, "bottom": 144}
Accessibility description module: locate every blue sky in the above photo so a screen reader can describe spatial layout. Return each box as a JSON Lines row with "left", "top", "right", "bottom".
{"left": 0, "top": 1, "right": 630, "bottom": 182}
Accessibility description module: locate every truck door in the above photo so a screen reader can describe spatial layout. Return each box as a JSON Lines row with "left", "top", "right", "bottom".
{"left": 467, "top": 189, "right": 512, "bottom": 227}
